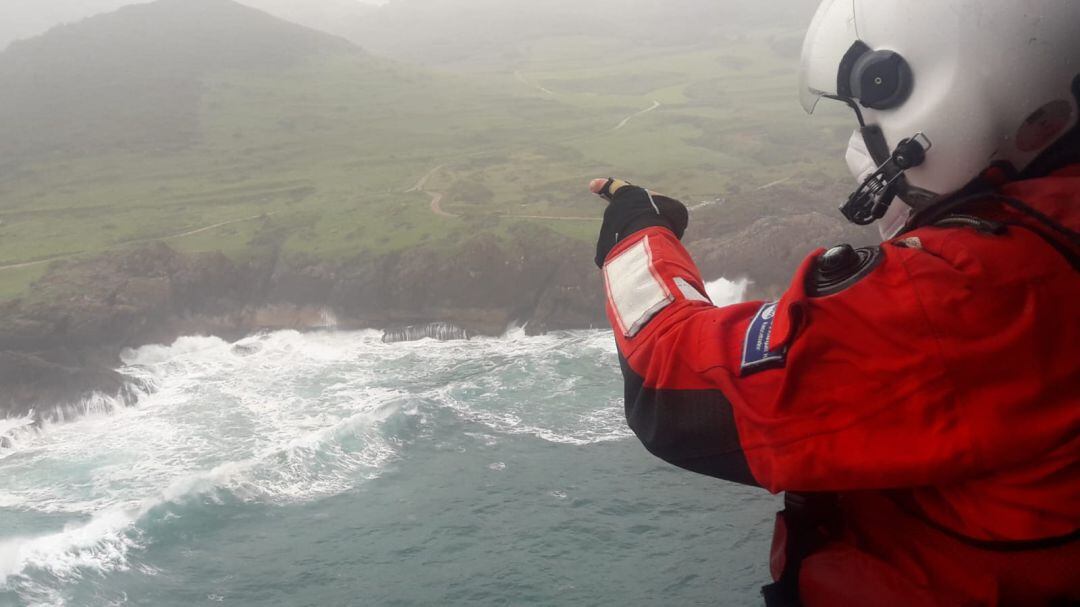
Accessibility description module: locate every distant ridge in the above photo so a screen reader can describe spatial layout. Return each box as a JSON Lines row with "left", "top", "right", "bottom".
{"left": 0, "top": 0, "right": 361, "bottom": 159}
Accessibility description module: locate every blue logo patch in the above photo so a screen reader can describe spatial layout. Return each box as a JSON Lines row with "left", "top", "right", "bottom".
{"left": 740, "top": 302, "right": 787, "bottom": 376}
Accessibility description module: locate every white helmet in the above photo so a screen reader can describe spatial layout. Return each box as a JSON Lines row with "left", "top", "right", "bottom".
{"left": 800, "top": 0, "right": 1080, "bottom": 237}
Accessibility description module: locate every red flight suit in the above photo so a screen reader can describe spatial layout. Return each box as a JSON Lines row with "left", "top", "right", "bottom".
{"left": 600, "top": 165, "right": 1080, "bottom": 605}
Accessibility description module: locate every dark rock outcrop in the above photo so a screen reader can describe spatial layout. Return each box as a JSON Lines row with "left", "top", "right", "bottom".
{"left": 0, "top": 350, "right": 126, "bottom": 417}
{"left": 0, "top": 225, "right": 605, "bottom": 416}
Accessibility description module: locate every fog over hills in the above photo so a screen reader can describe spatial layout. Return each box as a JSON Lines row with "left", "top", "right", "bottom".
{"left": 346, "top": 0, "right": 822, "bottom": 67}
{"left": 0, "top": 0, "right": 141, "bottom": 51}
{"left": 4, "top": 0, "right": 823, "bottom": 156}
{"left": 0, "top": 0, "right": 361, "bottom": 158}
{"left": 0, "top": 0, "right": 379, "bottom": 51}
{"left": 3, "top": 0, "right": 820, "bottom": 63}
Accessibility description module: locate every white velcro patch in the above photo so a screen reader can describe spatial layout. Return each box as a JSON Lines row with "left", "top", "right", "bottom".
{"left": 604, "top": 236, "right": 674, "bottom": 337}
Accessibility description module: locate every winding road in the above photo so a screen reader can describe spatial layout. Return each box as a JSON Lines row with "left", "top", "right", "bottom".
{"left": 404, "top": 95, "right": 669, "bottom": 223}
{"left": 756, "top": 175, "right": 794, "bottom": 191}
{"left": 407, "top": 164, "right": 456, "bottom": 217}
{"left": 0, "top": 212, "right": 280, "bottom": 273}
{"left": 0, "top": 255, "right": 77, "bottom": 273}
{"left": 406, "top": 165, "right": 599, "bottom": 222}
{"left": 497, "top": 214, "right": 600, "bottom": 221}
{"left": 614, "top": 100, "right": 662, "bottom": 131}
{"left": 514, "top": 71, "right": 556, "bottom": 96}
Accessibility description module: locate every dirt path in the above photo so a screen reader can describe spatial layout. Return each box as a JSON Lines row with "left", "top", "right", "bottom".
{"left": 0, "top": 212, "right": 279, "bottom": 273}
{"left": 429, "top": 192, "right": 455, "bottom": 218}
{"left": 148, "top": 212, "right": 279, "bottom": 244}
{"left": 0, "top": 254, "right": 80, "bottom": 273}
{"left": 514, "top": 71, "right": 555, "bottom": 96}
{"left": 756, "top": 176, "right": 794, "bottom": 191}
{"left": 498, "top": 214, "right": 600, "bottom": 221}
{"left": 614, "top": 100, "right": 661, "bottom": 131}
{"left": 407, "top": 94, "right": 667, "bottom": 223}
{"left": 405, "top": 165, "right": 458, "bottom": 218}
{"left": 409, "top": 163, "right": 602, "bottom": 222}
{"left": 406, "top": 164, "right": 445, "bottom": 193}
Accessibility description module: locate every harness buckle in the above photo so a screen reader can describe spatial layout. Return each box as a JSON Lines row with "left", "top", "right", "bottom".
{"left": 842, "top": 133, "right": 932, "bottom": 225}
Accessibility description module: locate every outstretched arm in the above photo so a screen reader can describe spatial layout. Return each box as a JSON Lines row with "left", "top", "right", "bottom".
{"left": 590, "top": 179, "right": 1079, "bottom": 493}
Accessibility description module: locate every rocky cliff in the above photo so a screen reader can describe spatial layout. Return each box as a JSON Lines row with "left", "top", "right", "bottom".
{"left": 0, "top": 223, "right": 607, "bottom": 418}
{"left": 0, "top": 209, "right": 875, "bottom": 418}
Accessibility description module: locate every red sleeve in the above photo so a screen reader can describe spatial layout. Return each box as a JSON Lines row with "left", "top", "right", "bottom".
{"left": 602, "top": 225, "right": 1079, "bottom": 493}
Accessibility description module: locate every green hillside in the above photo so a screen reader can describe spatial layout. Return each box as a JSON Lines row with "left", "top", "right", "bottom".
{"left": 0, "top": 0, "right": 854, "bottom": 301}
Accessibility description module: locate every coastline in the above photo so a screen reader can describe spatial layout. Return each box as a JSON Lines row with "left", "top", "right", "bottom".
{"left": 0, "top": 224, "right": 609, "bottom": 419}
{"left": 0, "top": 207, "right": 874, "bottom": 420}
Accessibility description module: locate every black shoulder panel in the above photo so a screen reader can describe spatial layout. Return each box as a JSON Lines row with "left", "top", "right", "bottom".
{"left": 619, "top": 356, "right": 759, "bottom": 487}
{"left": 808, "top": 244, "right": 884, "bottom": 297}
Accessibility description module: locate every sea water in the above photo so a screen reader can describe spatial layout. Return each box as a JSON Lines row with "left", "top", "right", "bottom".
{"left": 0, "top": 279, "right": 779, "bottom": 607}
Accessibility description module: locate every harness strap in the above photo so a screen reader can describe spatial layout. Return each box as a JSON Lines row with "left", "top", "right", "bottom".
{"left": 761, "top": 493, "right": 839, "bottom": 607}
{"left": 887, "top": 492, "right": 1080, "bottom": 553}
{"left": 763, "top": 488, "right": 1080, "bottom": 606}
{"left": 984, "top": 194, "right": 1080, "bottom": 248}
{"left": 1002, "top": 220, "right": 1080, "bottom": 272}
{"left": 909, "top": 191, "right": 1080, "bottom": 271}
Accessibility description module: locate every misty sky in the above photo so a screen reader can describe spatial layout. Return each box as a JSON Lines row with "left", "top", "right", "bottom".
{"left": 0, "top": 0, "right": 386, "bottom": 50}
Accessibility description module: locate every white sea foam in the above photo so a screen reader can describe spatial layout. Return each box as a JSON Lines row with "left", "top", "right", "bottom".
{"left": 6, "top": 291, "right": 790, "bottom": 603}
{"left": 0, "top": 326, "right": 637, "bottom": 600}
{"left": 0, "top": 508, "right": 142, "bottom": 587}
{"left": 0, "top": 413, "right": 37, "bottom": 459}
{"left": 705, "top": 277, "right": 751, "bottom": 306}
{"left": 0, "top": 333, "right": 395, "bottom": 594}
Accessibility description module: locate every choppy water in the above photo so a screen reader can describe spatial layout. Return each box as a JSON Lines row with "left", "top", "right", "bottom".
{"left": 0, "top": 279, "right": 779, "bottom": 607}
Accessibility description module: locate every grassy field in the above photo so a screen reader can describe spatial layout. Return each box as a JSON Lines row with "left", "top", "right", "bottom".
{"left": 430, "top": 34, "right": 853, "bottom": 239}
{"left": 0, "top": 25, "right": 854, "bottom": 300}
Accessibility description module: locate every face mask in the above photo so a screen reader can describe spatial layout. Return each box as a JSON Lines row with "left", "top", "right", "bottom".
{"left": 843, "top": 128, "right": 912, "bottom": 240}
{"left": 844, "top": 128, "right": 878, "bottom": 184}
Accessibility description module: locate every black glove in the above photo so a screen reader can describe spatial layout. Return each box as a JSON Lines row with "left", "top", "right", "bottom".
{"left": 592, "top": 178, "right": 689, "bottom": 267}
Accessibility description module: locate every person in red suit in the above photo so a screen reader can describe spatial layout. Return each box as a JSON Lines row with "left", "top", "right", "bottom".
{"left": 588, "top": 1, "right": 1080, "bottom": 605}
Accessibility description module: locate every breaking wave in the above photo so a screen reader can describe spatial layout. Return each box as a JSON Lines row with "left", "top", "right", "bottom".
{"left": 0, "top": 278, "right": 751, "bottom": 605}
{"left": 706, "top": 276, "right": 751, "bottom": 306}
{"left": 0, "top": 327, "right": 629, "bottom": 603}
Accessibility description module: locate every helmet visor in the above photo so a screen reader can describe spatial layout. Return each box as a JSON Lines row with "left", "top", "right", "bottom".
{"left": 799, "top": 0, "right": 860, "bottom": 113}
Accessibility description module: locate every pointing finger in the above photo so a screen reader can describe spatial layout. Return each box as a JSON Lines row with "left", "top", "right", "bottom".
{"left": 589, "top": 178, "right": 610, "bottom": 195}
{"left": 588, "top": 178, "right": 631, "bottom": 201}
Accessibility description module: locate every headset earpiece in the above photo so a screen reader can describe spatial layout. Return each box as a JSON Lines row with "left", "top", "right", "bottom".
{"left": 850, "top": 51, "right": 913, "bottom": 111}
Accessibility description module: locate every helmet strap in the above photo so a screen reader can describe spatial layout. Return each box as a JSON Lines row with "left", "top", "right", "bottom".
{"left": 841, "top": 132, "right": 932, "bottom": 226}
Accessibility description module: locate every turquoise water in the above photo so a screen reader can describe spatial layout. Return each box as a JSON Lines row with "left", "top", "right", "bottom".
{"left": 0, "top": 325, "right": 778, "bottom": 606}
